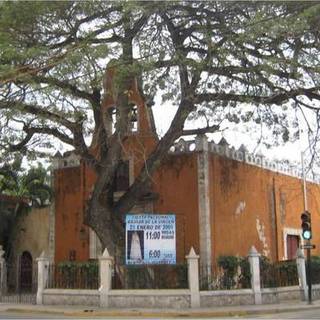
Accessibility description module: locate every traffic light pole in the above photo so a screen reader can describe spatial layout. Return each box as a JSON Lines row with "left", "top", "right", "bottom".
{"left": 301, "top": 152, "right": 308, "bottom": 212}
{"left": 306, "top": 242, "right": 312, "bottom": 304}
{"left": 301, "top": 152, "right": 312, "bottom": 304}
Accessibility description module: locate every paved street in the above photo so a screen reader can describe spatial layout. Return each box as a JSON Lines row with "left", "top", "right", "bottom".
{"left": 0, "top": 309, "right": 320, "bottom": 320}
{"left": 0, "top": 299, "right": 320, "bottom": 319}
{"left": 246, "top": 308, "right": 320, "bottom": 319}
{"left": 0, "top": 313, "right": 62, "bottom": 319}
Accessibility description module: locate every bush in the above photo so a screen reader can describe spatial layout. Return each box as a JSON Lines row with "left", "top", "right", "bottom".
{"left": 239, "top": 257, "right": 251, "bottom": 288}
{"left": 217, "top": 255, "right": 251, "bottom": 289}
{"left": 48, "top": 261, "right": 99, "bottom": 289}
{"left": 260, "top": 256, "right": 298, "bottom": 288}
{"left": 217, "top": 255, "right": 238, "bottom": 274}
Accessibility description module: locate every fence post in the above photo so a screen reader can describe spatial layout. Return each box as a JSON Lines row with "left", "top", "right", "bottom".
{"left": 248, "top": 246, "right": 262, "bottom": 305}
{"left": 99, "top": 248, "right": 114, "bottom": 308}
{"left": 296, "top": 248, "right": 308, "bottom": 301}
{"left": 0, "top": 245, "right": 6, "bottom": 295}
{"left": 186, "top": 247, "right": 200, "bottom": 308}
{"left": 36, "top": 251, "right": 49, "bottom": 305}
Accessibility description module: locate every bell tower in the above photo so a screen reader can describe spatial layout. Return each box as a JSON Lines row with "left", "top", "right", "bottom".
{"left": 101, "top": 60, "right": 157, "bottom": 140}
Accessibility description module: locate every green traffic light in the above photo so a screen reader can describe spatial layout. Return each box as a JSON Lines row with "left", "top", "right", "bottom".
{"left": 301, "top": 211, "right": 312, "bottom": 240}
{"left": 302, "top": 229, "right": 312, "bottom": 240}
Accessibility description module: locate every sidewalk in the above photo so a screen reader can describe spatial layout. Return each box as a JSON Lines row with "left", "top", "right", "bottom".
{"left": 0, "top": 299, "right": 320, "bottom": 318}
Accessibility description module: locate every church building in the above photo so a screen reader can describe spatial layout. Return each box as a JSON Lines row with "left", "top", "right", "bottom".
{"left": 50, "top": 65, "right": 320, "bottom": 268}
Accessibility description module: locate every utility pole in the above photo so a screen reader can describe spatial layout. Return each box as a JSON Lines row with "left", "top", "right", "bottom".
{"left": 301, "top": 152, "right": 313, "bottom": 305}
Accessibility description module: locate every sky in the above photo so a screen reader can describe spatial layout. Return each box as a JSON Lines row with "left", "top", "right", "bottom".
{"left": 151, "top": 97, "right": 311, "bottom": 167}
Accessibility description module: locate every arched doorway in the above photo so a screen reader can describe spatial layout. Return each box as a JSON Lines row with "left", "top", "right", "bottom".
{"left": 20, "top": 251, "right": 33, "bottom": 292}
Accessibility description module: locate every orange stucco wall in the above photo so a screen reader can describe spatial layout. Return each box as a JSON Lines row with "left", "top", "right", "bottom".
{"left": 153, "top": 153, "right": 199, "bottom": 262}
{"left": 54, "top": 139, "right": 157, "bottom": 264}
{"left": 54, "top": 149, "right": 320, "bottom": 264}
{"left": 54, "top": 165, "right": 88, "bottom": 262}
{"left": 209, "top": 154, "right": 320, "bottom": 261}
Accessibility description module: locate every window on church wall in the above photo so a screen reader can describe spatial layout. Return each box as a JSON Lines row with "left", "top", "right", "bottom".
{"left": 108, "top": 107, "right": 117, "bottom": 134}
{"left": 113, "top": 160, "right": 129, "bottom": 192}
{"left": 129, "top": 104, "right": 138, "bottom": 133}
{"left": 69, "top": 249, "right": 76, "bottom": 261}
{"left": 286, "top": 235, "right": 299, "bottom": 260}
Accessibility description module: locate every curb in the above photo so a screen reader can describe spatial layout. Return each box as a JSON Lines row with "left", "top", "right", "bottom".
{"left": 64, "top": 305, "right": 320, "bottom": 318}
{"left": 5, "top": 308, "right": 65, "bottom": 316}
{"left": 4, "top": 303, "right": 320, "bottom": 318}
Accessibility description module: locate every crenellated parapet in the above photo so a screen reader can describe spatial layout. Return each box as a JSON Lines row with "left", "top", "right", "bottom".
{"left": 52, "top": 135, "right": 320, "bottom": 184}
{"left": 52, "top": 151, "right": 81, "bottom": 169}
{"left": 169, "top": 134, "right": 320, "bottom": 185}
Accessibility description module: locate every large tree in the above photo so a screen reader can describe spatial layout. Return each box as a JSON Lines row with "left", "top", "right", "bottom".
{"left": 1, "top": 1, "right": 320, "bottom": 255}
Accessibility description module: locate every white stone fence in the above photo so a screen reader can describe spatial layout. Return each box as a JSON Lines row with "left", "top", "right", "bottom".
{"left": 1, "top": 245, "right": 318, "bottom": 308}
{"left": 34, "top": 246, "right": 320, "bottom": 308}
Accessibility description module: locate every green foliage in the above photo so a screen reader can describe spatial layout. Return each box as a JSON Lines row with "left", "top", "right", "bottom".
{"left": 217, "top": 255, "right": 251, "bottom": 289}
{"left": 0, "top": 195, "right": 29, "bottom": 258}
{"left": 118, "top": 263, "right": 188, "bottom": 289}
{"left": 200, "top": 255, "right": 251, "bottom": 290}
{"left": 57, "top": 260, "right": 99, "bottom": 274}
{"left": 1, "top": 2, "right": 319, "bottom": 154}
{"left": 238, "top": 257, "right": 251, "bottom": 289}
{"left": 52, "top": 261, "right": 99, "bottom": 289}
{"left": 217, "top": 255, "right": 240, "bottom": 289}
{"left": 0, "top": 162, "right": 52, "bottom": 207}
{"left": 217, "top": 255, "right": 239, "bottom": 275}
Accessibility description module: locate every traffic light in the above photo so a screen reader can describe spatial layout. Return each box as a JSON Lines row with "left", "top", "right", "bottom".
{"left": 301, "top": 211, "right": 312, "bottom": 240}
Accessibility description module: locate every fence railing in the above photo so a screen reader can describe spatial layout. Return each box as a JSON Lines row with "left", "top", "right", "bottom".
{"left": 46, "top": 262, "right": 99, "bottom": 289}
{"left": 0, "top": 261, "right": 37, "bottom": 304}
{"left": 4, "top": 261, "right": 38, "bottom": 294}
{"left": 1, "top": 246, "right": 317, "bottom": 308}
{"left": 310, "top": 257, "right": 320, "bottom": 285}
{"left": 112, "top": 263, "right": 188, "bottom": 289}
{"left": 260, "top": 259, "right": 299, "bottom": 288}
{"left": 41, "top": 257, "right": 306, "bottom": 291}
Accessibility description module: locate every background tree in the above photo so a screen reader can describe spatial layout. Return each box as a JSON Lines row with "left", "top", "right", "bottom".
{"left": 0, "top": 159, "right": 52, "bottom": 256}
{"left": 0, "top": 160, "right": 52, "bottom": 207}
{"left": 1, "top": 1, "right": 320, "bottom": 255}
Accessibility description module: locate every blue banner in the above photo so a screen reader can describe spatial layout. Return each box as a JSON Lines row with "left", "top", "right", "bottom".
{"left": 125, "top": 214, "right": 176, "bottom": 265}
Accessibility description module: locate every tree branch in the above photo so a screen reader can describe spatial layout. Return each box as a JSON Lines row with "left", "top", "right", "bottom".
{"left": 0, "top": 101, "right": 76, "bottom": 130}
{"left": 31, "top": 75, "right": 99, "bottom": 106}
{"left": 181, "top": 124, "right": 220, "bottom": 136}
{"left": 195, "top": 86, "right": 320, "bottom": 106}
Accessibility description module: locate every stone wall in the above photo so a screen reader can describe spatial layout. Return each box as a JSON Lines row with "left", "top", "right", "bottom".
{"left": 40, "top": 286, "right": 320, "bottom": 308}
{"left": 262, "top": 286, "right": 303, "bottom": 304}
{"left": 43, "top": 289, "right": 99, "bottom": 306}
{"left": 200, "top": 289, "right": 254, "bottom": 307}
{"left": 108, "top": 289, "right": 190, "bottom": 309}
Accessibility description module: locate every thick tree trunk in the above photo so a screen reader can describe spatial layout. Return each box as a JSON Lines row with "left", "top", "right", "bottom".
{"left": 84, "top": 197, "right": 124, "bottom": 257}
